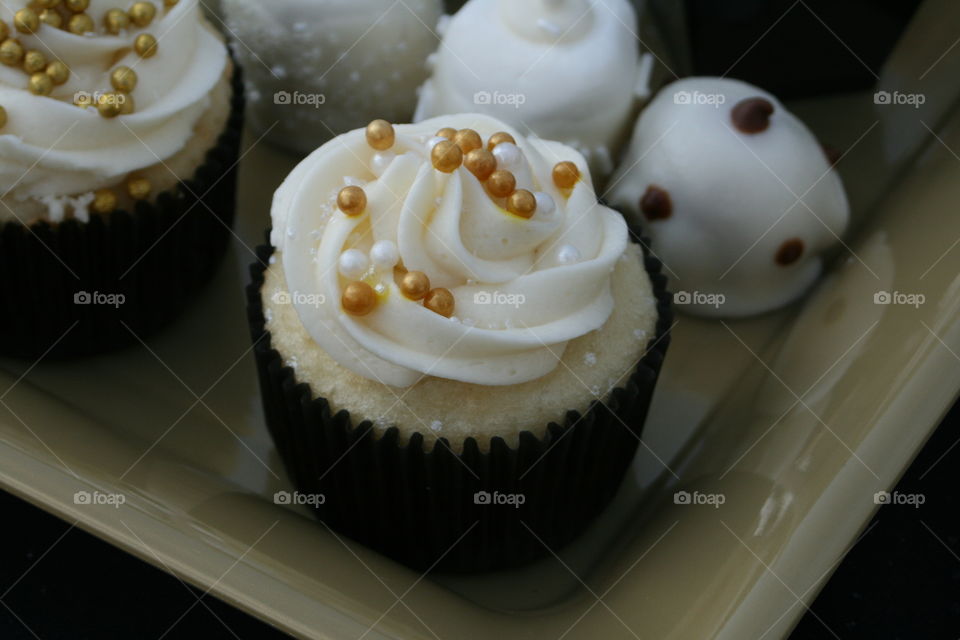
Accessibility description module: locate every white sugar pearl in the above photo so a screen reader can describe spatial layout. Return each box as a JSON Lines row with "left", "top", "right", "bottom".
{"left": 492, "top": 142, "right": 522, "bottom": 169}
{"left": 557, "top": 244, "right": 581, "bottom": 265}
{"left": 426, "top": 136, "right": 447, "bottom": 151}
{"left": 370, "top": 240, "right": 400, "bottom": 270}
{"left": 370, "top": 152, "right": 394, "bottom": 177}
{"left": 534, "top": 192, "right": 556, "bottom": 216}
{"left": 338, "top": 249, "right": 369, "bottom": 279}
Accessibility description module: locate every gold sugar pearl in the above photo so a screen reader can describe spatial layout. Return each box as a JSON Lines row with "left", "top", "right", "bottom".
{"left": 342, "top": 281, "right": 377, "bottom": 316}
{"left": 164, "top": 0, "right": 180, "bottom": 6}
{"left": 46, "top": 60, "right": 69, "bottom": 85}
{"left": 129, "top": 2, "right": 156, "bottom": 27}
{"left": 111, "top": 66, "right": 137, "bottom": 92}
{"left": 96, "top": 92, "right": 123, "bottom": 118}
{"left": 0, "top": 106, "right": 7, "bottom": 129}
{"left": 552, "top": 161, "right": 580, "bottom": 190}
{"left": 28, "top": 72, "right": 53, "bottom": 96}
{"left": 337, "top": 185, "right": 367, "bottom": 216}
{"left": 435, "top": 127, "right": 457, "bottom": 140}
{"left": 65, "top": 0, "right": 89, "bottom": 12}
{"left": 119, "top": 92, "right": 134, "bottom": 114}
{"left": 39, "top": 9, "right": 62, "bottom": 28}
{"left": 35, "top": 0, "right": 62, "bottom": 8}
{"left": 126, "top": 175, "right": 151, "bottom": 200}
{"left": 486, "top": 170, "right": 516, "bottom": 198}
{"left": 0, "top": 39, "right": 24, "bottom": 66}
{"left": 14, "top": 9, "right": 39, "bottom": 34}
{"left": 0, "top": 21, "right": 8, "bottom": 41}
{"left": 68, "top": 13, "right": 94, "bottom": 35}
{"left": 365, "top": 119, "right": 395, "bottom": 151}
{"left": 487, "top": 131, "right": 516, "bottom": 151}
{"left": 104, "top": 9, "right": 129, "bottom": 34}
{"left": 453, "top": 128, "right": 482, "bottom": 154}
{"left": 464, "top": 149, "right": 496, "bottom": 182}
{"left": 399, "top": 270, "right": 430, "bottom": 300}
{"left": 507, "top": 189, "right": 537, "bottom": 219}
{"left": 423, "top": 288, "right": 455, "bottom": 318}
{"left": 134, "top": 33, "right": 158, "bottom": 58}
{"left": 23, "top": 50, "right": 46, "bottom": 74}
{"left": 91, "top": 189, "right": 117, "bottom": 214}
{"left": 431, "top": 139, "right": 463, "bottom": 173}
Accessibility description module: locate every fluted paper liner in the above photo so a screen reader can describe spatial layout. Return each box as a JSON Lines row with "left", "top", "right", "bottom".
{"left": 247, "top": 232, "right": 672, "bottom": 573}
{"left": 0, "top": 66, "right": 245, "bottom": 359}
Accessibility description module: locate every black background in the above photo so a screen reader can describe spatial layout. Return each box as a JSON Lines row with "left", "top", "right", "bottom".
{"left": 2, "top": 399, "right": 958, "bottom": 639}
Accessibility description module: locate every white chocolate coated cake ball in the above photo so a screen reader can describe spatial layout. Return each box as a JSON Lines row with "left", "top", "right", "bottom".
{"left": 415, "top": 0, "right": 648, "bottom": 181}
{"left": 609, "top": 77, "right": 849, "bottom": 317}
{"left": 222, "top": 0, "right": 443, "bottom": 154}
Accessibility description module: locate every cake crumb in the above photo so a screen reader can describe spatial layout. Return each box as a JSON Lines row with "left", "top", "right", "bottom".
{"left": 634, "top": 328, "right": 648, "bottom": 341}
{"left": 584, "top": 352, "right": 597, "bottom": 366}
{"left": 430, "top": 420, "right": 443, "bottom": 432}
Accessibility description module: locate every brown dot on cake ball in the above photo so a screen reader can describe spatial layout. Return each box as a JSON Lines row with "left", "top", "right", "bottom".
{"left": 639, "top": 185, "right": 672, "bottom": 221}
{"left": 732, "top": 97, "right": 774, "bottom": 134}
{"left": 821, "top": 143, "right": 842, "bottom": 167}
{"left": 775, "top": 238, "right": 804, "bottom": 266}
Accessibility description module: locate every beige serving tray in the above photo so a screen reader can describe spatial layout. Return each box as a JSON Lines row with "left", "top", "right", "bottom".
{"left": 3, "top": 9, "right": 960, "bottom": 635}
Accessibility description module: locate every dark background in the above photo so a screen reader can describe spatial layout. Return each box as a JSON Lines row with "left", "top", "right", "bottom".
{"left": 2, "top": 398, "right": 957, "bottom": 639}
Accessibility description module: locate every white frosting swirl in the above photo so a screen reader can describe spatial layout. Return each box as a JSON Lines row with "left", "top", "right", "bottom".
{"left": 271, "top": 114, "right": 629, "bottom": 387}
{"left": 0, "top": 0, "right": 227, "bottom": 203}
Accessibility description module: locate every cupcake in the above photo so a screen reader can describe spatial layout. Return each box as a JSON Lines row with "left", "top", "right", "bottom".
{"left": 415, "top": 0, "right": 648, "bottom": 180}
{"left": 0, "top": 0, "right": 242, "bottom": 357}
{"left": 608, "top": 77, "right": 849, "bottom": 317}
{"left": 248, "top": 114, "right": 671, "bottom": 572}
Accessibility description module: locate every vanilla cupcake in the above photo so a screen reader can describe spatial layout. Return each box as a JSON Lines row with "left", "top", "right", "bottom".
{"left": 0, "top": 0, "right": 242, "bottom": 357}
{"left": 248, "top": 114, "right": 671, "bottom": 571}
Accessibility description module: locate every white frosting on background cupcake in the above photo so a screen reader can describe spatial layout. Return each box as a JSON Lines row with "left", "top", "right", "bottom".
{"left": 271, "top": 114, "right": 629, "bottom": 387}
{"left": 221, "top": 0, "right": 442, "bottom": 154}
{"left": 0, "top": 0, "right": 227, "bottom": 217}
{"left": 609, "top": 77, "right": 850, "bottom": 317}
{"left": 414, "top": 0, "right": 647, "bottom": 180}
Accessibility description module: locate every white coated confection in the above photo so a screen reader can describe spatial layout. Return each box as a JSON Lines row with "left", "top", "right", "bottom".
{"left": 608, "top": 77, "right": 850, "bottom": 317}
{"left": 415, "top": 0, "right": 647, "bottom": 180}
{"left": 221, "top": 0, "right": 443, "bottom": 155}
{"left": 271, "top": 114, "right": 628, "bottom": 387}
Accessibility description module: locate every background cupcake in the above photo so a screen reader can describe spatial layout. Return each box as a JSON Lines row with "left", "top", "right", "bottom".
{"left": 248, "top": 114, "right": 671, "bottom": 571}
{"left": 0, "top": 0, "right": 242, "bottom": 358}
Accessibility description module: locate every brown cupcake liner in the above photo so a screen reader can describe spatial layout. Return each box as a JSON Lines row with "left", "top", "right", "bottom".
{"left": 246, "top": 232, "right": 672, "bottom": 573}
{"left": 0, "top": 65, "right": 245, "bottom": 359}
